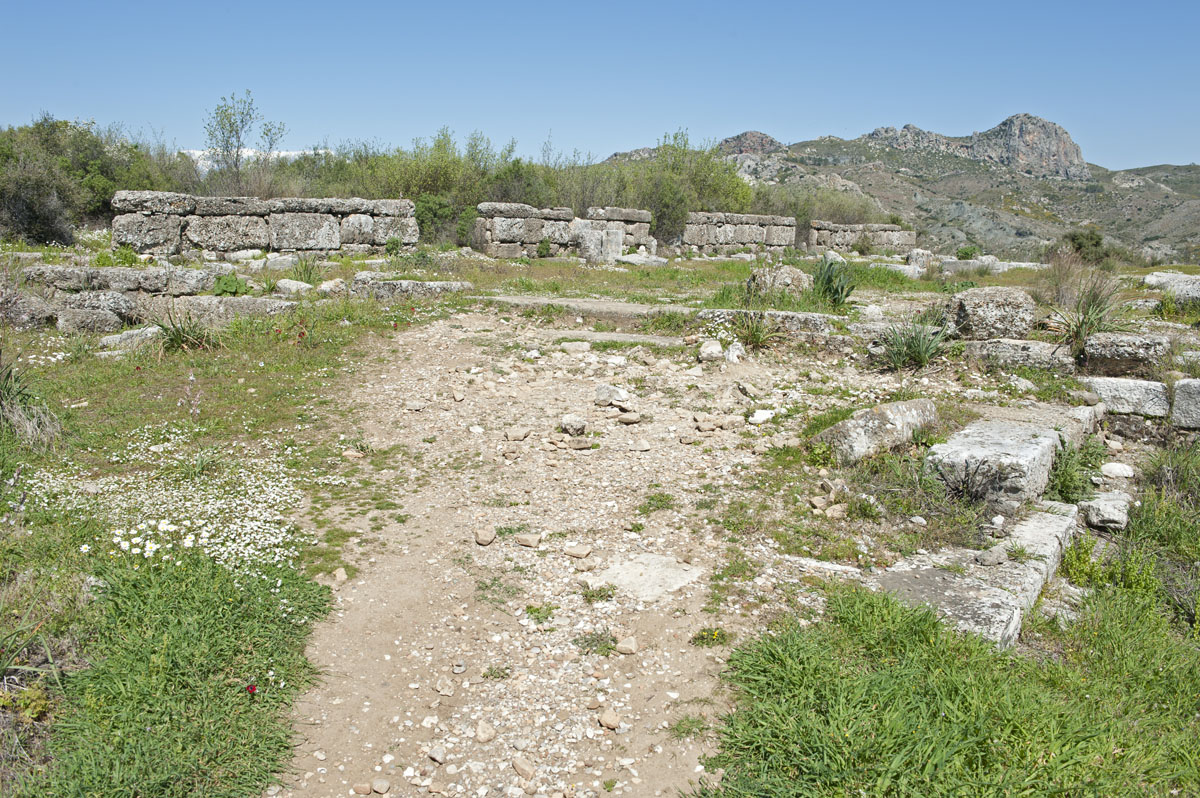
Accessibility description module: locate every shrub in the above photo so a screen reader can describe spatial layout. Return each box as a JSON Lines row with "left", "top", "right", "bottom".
{"left": 812, "top": 260, "right": 854, "bottom": 308}
{"left": 536, "top": 237, "right": 551, "bottom": 259}
{"left": 878, "top": 322, "right": 947, "bottom": 371}
{"left": 213, "top": 274, "right": 250, "bottom": 296}
{"left": 384, "top": 237, "right": 403, "bottom": 256}
{"left": 113, "top": 245, "right": 139, "bottom": 265}
{"left": 955, "top": 245, "right": 980, "bottom": 260}
{"left": 851, "top": 234, "right": 872, "bottom": 255}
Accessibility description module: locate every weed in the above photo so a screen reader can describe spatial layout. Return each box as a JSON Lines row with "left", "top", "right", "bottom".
{"left": 153, "top": 306, "right": 221, "bottom": 354}
{"left": 730, "top": 313, "right": 787, "bottom": 350}
{"left": 812, "top": 260, "right": 854, "bottom": 308}
{"left": 213, "top": 273, "right": 250, "bottom": 296}
{"left": 573, "top": 629, "right": 617, "bottom": 656}
{"left": 536, "top": 238, "right": 551, "bottom": 259}
{"left": 1005, "top": 544, "right": 1042, "bottom": 564}
{"left": 483, "top": 665, "right": 511, "bottom": 680}
{"left": 1044, "top": 436, "right": 1104, "bottom": 503}
{"left": 878, "top": 322, "right": 946, "bottom": 371}
{"left": 495, "top": 523, "right": 529, "bottom": 538}
{"left": 956, "top": 245, "right": 980, "bottom": 260}
{"left": 524, "top": 603, "right": 556, "bottom": 624}
{"left": 668, "top": 714, "right": 709, "bottom": 740}
{"left": 641, "top": 311, "right": 692, "bottom": 334}
{"left": 637, "top": 492, "right": 676, "bottom": 515}
{"left": 581, "top": 584, "right": 616, "bottom": 604}
{"left": 690, "top": 627, "right": 733, "bottom": 647}
{"left": 1048, "top": 271, "right": 1134, "bottom": 358}
{"left": 289, "top": 254, "right": 326, "bottom": 286}
{"left": 0, "top": 350, "right": 60, "bottom": 448}
{"left": 475, "top": 576, "right": 520, "bottom": 607}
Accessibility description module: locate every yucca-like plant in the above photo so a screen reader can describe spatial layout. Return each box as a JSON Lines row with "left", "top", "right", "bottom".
{"left": 879, "top": 322, "right": 947, "bottom": 371}
{"left": 153, "top": 305, "right": 221, "bottom": 354}
{"left": 1048, "top": 271, "right": 1134, "bottom": 357}
{"left": 813, "top": 260, "right": 854, "bottom": 309}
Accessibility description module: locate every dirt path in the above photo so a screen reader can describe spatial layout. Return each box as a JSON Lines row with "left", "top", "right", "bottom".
{"left": 273, "top": 310, "right": 836, "bottom": 798}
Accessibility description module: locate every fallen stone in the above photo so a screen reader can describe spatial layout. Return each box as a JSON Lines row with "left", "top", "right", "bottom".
{"left": 98, "top": 325, "right": 161, "bottom": 350}
{"left": 560, "top": 341, "right": 591, "bottom": 354}
{"left": 561, "top": 414, "right": 587, "bottom": 436}
{"left": 512, "top": 757, "right": 535, "bottom": 780}
{"left": 814, "top": 398, "right": 937, "bottom": 465}
{"left": 598, "top": 708, "right": 620, "bottom": 730}
{"left": 505, "top": 427, "right": 530, "bottom": 441}
{"left": 746, "top": 264, "right": 813, "bottom": 297}
{"left": 975, "top": 547, "right": 1008, "bottom": 566}
{"left": 615, "top": 637, "right": 638, "bottom": 655}
{"left": 925, "top": 420, "right": 1061, "bottom": 504}
{"left": 372, "top": 778, "right": 391, "bottom": 794}
{"left": 515, "top": 533, "right": 541, "bottom": 548}
{"left": 698, "top": 340, "right": 723, "bottom": 362}
{"left": 565, "top": 545, "right": 592, "bottom": 559}
{"left": 474, "top": 528, "right": 496, "bottom": 546}
{"left": 1079, "top": 491, "right": 1131, "bottom": 530}
{"left": 964, "top": 338, "right": 1075, "bottom": 375}
{"left": 595, "top": 384, "right": 631, "bottom": 406}
{"left": 748, "top": 409, "right": 775, "bottom": 425}
{"left": 948, "top": 287, "right": 1035, "bottom": 340}
{"left": 1079, "top": 377, "right": 1169, "bottom": 417}
{"left": 1100, "top": 462, "right": 1135, "bottom": 479}
{"left": 476, "top": 719, "right": 497, "bottom": 743}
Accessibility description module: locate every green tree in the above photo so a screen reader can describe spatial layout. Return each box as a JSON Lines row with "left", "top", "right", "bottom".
{"left": 203, "top": 91, "right": 286, "bottom": 195}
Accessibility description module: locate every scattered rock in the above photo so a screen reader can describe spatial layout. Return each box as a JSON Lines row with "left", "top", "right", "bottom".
{"left": 598, "top": 708, "right": 621, "bottom": 730}
{"left": 512, "top": 757, "right": 536, "bottom": 779}
{"left": 515, "top": 533, "right": 541, "bottom": 548}
{"left": 476, "top": 719, "right": 497, "bottom": 743}
{"left": 560, "top": 341, "right": 591, "bottom": 354}
{"left": 615, "top": 636, "right": 638, "bottom": 655}
{"left": 698, "top": 340, "right": 723, "bottom": 362}
{"left": 1100, "top": 462, "right": 1135, "bottom": 479}
{"left": 975, "top": 547, "right": 1008, "bottom": 566}
{"left": 814, "top": 399, "right": 937, "bottom": 465}
{"left": 748, "top": 409, "right": 774, "bottom": 425}
{"left": 1079, "top": 491, "right": 1131, "bottom": 530}
{"left": 561, "top": 414, "right": 587, "bottom": 436}
{"left": 475, "top": 529, "right": 497, "bottom": 546}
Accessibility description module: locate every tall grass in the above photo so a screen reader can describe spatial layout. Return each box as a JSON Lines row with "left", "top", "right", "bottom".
{"left": 692, "top": 585, "right": 1200, "bottom": 797}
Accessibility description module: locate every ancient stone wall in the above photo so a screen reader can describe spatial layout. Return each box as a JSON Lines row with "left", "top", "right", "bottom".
{"left": 682, "top": 212, "right": 797, "bottom": 254}
{"left": 470, "top": 204, "right": 656, "bottom": 263}
{"left": 110, "top": 191, "right": 419, "bottom": 255}
{"left": 806, "top": 221, "right": 917, "bottom": 254}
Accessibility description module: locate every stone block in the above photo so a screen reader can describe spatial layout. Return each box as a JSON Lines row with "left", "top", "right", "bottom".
{"left": 477, "top": 202, "right": 535, "bottom": 218}
{"left": 193, "top": 196, "right": 269, "bottom": 216}
{"left": 370, "top": 199, "right": 415, "bottom": 217}
{"left": 540, "top": 207, "right": 575, "bottom": 221}
{"left": 814, "top": 399, "right": 938, "bottom": 465}
{"left": 268, "top": 213, "right": 341, "bottom": 250}
{"left": 1083, "top": 333, "right": 1171, "bottom": 377}
{"left": 682, "top": 224, "right": 707, "bottom": 246}
{"left": 1079, "top": 377, "right": 1169, "bottom": 417}
{"left": 542, "top": 220, "right": 570, "bottom": 245}
{"left": 373, "top": 217, "right": 419, "bottom": 246}
{"left": 964, "top": 338, "right": 1076, "bottom": 374}
{"left": 1143, "top": 272, "right": 1200, "bottom": 302}
{"left": 586, "top": 207, "right": 652, "bottom": 223}
{"left": 746, "top": 264, "right": 812, "bottom": 297}
{"left": 1169, "top": 379, "right": 1200, "bottom": 429}
{"left": 165, "top": 267, "right": 216, "bottom": 296}
{"left": 1079, "top": 491, "right": 1131, "bottom": 530}
{"left": 184, "top": 215, "right": 269, "bottom": 251}
{"left": 487, "top": 243, "right": 523, "bottom": 259}
{"left": 521, "top": 217, "right": 545, "bottom": 244}
{"left": 470, "top": 217, "right": 490, "bottom": 250}
{"left": 62, "top": 290, "right": 137, "bottom": 321}
{"left": 925, "top": 420, "right": 1061, "bottom": 504}
{"left": 112, "top": 213, "right": 182, "bottom": 254}
{"left": 340, "top": 214, "right": 375, "bottom": 245}
{"left": 111, "top": 190, "right": 195, "bottom": 215}
{"left": 56, "top": 308, "right": 122, "bottom": 334}
{"left": 948, "top": 287, "right": 1035, "bottom": 340}
{"left": 493, "top": 217, "right": 526, "bottom": 243}
{"left": 765, "top": 225, "right": 795, "bottom": 247}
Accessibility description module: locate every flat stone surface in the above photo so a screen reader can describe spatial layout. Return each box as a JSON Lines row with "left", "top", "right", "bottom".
{"left": 872, "top": 503, "right": 1077, "bottom": 647}
{"left": 925, "top": 420, "right": 1061, "bottom": 504}
{"left": 1080, "top": 377, "right": 1169, "bottom": 417}
{"left": 595, "top": 553, "right": 702, "bottom": 602}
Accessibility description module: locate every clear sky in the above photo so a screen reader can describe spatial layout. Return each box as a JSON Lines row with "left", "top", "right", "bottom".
{"left": 4, "top": 0, "right": 1197, "bottom": 170}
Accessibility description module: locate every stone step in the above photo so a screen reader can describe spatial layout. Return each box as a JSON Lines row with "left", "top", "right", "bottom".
{"left": 870, "top": 502, "right": 1078, "bottom": 647}
{"left": 924, "top": 420, "right": 1064, "bottom": 507}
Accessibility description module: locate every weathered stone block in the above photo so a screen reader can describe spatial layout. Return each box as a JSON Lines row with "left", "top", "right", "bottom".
{"left": 487, "top": 243, "right": 523, "bottom": 259}
{"left": 470, "top": 217, "right": 490, "bottom": 250}
{"left": 493, "top": 217, "right": 527, "bottom": 243}
{"left": 340, "top": 214, "right": 375, "bottom": 245}
{"left": 682, "top": 224, "right": 707, "bottom": 246}
{"left": 521, "top": 217, "right": 545, "bottom": 244}
{"left": 586, "top": 207, "right": 651, "bottom": 223}
{"left": 56, "top": 308, "right": 123, "bottom": 334}
{"left": 815, "top": 399, "right": 937, "bottom": 465}
{"left": 373, "top": 217, "right": 419, "bottom": 246}
{"left": 268, "top": 213, "right": 340, "bottom": 250}
{"left": 746, "top": 264, "right": 812, "bottom": 297}
{"left": 370, "top": 199, "right": 415, "bottom": 217}
{"left": 111, "top": 190, "right": 195, "bottom": 215}
{"left": 542, "top": 220, "right": 570, "bottom": 245}
{"left": 112, "top": 213, "right": 182, "bottom": 254}
{"left": 62, "top": 290, "right": 137, "bottom": 321}
{"left": 165, "top": 267, "right": 216, "bottom": 296}
{"left": 1169, "top": 379, "right": 1200, "bottom": 429}
{"left": 765, "top": 225, "right": 795, "bottom": 247}
{"left": 1080, "top": 377, "right": 1169, "bottom": 417}
{"left": 184, "top": 215, "right": 269, "bottom": 251}
{"left": 1083, "top": 333, "right": 1171, "bottom": 377}
{"left": 964, "top": 338, "right": 1076, "bottom": 374}
{"left": 540, "top": 207, "right": 575, "bottom": 221}
{"left": 925, "top": 420, "right": 1061, "bottom": 504}
{"left": 948, "top": 287, "right": 1035, "bottom": 340}
{"left": 477, "top": 202, "right": 535, "bottom": 219}
{"left": 193, "top": 196, "right": 269, "bottom": 216}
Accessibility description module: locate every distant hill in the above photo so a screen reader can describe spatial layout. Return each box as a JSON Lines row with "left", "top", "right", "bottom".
{"left": 615, "top": 115, "right": 1199, "bottom": 260}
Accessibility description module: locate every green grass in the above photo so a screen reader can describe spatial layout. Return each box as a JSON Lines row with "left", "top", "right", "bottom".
{"left": 689, "top": 627, "right": 733, "bottom": 648}
{"left": 572, "top": 629, "right": 617, "bottom": 656}
{"left": 691, "top": 585, "right": 1200, "bottom": 797}
{"left": 1044, "top": 436, "right": 1105, "bottom": 504}
{"left": 581, "top": 584, "right": 616, "bottom": 604}
{"left": 668, "top": 714, "right": 709, "bottom": 740}
{"left": 637, "top": 491, "right": 676, "bottom": 515}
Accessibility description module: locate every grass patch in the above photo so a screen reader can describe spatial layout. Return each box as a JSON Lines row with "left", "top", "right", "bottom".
{"left": 689, "top": 627, "right": 733, "bottom": 648}
{"left": 692, "top": 584, "right": 1200, "bottom": 797}
{"left": 637, "top": 491, "right": 676, "bottom": 515}
{"left": 572, "top": 629, "right": 617, "bottom": 656}
{"left": 581, "top": 584, "right": 616, "bottom": 604}
{"left": 1044, "top": 435, "right": 1104, "bottom": 504}
{"left": 668, "top": 714, "right": 709, "bottom": 740}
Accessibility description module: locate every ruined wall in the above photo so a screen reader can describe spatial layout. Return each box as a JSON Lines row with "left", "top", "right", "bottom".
{"left": 806, "top": 221, "right": 916, "bottom": 254}
{"left": 682, "top": 212, "right": 797, "bottom": 254}
{"left": 110, "top": 191, "right": 419, "bottom": 255}
{"left": 470, "top": 204, "right": 656, "bottom": 263}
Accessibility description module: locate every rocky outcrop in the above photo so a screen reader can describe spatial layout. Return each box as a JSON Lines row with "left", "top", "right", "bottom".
{"left": 865, "top": 114, "right": 1091, "bottom": 180}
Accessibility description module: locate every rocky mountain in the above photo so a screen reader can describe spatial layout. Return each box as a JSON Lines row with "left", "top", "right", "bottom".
{"left": 618, "top": 114, "right": 1198, "bottom": 261}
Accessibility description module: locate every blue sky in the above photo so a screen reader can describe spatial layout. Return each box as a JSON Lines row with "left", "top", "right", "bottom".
{"left": 4, "top": 0, "right": 1197, "bottom": 170}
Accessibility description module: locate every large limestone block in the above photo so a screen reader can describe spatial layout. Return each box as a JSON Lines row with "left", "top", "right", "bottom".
{"left": 138, "top": 295, "right": 295, "bottom": 326}
{"left": 539, "top": 207, "right": 575, "bottom": 221}
{"left": 165, "top": 267, "right": 217, "bottom": 296}
{"left": 184, "top": 215, "right": 269, "bottom": 250}
{"left": 815, "top": 399, "right": 937, "bottom": 465}
{"left": 542, "top": 220, "right": 570, "bottom": 245}
{"left": 925, "top": 420, "right": 1061, "bottom": 504}
{"left": 62, "top": 290, "right": 137, "bottom": 321}
{"left": 765, "top": 225, "right": 796, "bottom": 247}
{"left": 1169, "top": 379, "right": 1200, "bottom": 429}
{"left": 370, "top": 199, "right": 415, "bottom": 217}
{"left": 1144, "top": 272, "right": 1200, "bottom": 302}
{"left": 268, "top": 213, "right": 341, "bottom": 250}
{"left": 477, "top": 202, "right": 535, "bottom": 219}
{"left": 193, "top": 196, "right": 269, "bottom": 216}
{"left": 682, "top": 224, "right": 708, "bottom": 246}
{"left": 521, "top": 217, "right": 545, "bottom": 244}
{"left": 493, "top": 217, "right": 527, "bottom": 243}
{"left": 350, "top": 272, "right": 473, "bottom": 299}
{"left": 56, "top": 308, "right": 123, "bottom": 334}
{"left": 111, "top": 190, "right": 195, "bottom": 215}
{"left": 586, "top": 207, "right": 652, "bottom": 223}
{"left": 340, "top": 214, "right": 374, "bottom": 245}
{"left": 948, "top": 287, "right": 1035, "bottom": 340}
{"left": 1080, "top": 377, "right": 1169, "bottom": 417}
{"left": 964, "top": 338, "right": 1076, "bottom": 374}
{"left": 470, "top": 217, "right": 490, "bottom": 250}
{"left": 373, "top": 217, "right": 419, "bottom": 246}
{"left": 0, "top": 290, "right": 55, "bottom": 328}
{"left": 735, "top": 224, "right": 765, "bottom": 244}
{"left": 1083, "top": 333, "right": 1171, "bottom": 377}
{"left": 112, "top": 213, "right": 182, "bottom": 254}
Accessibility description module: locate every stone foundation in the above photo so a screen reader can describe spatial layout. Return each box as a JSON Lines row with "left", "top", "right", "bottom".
{"left": 682, "top": 212, "right": 797, "bottom": 254}
{"left": 806, "top": 220, "right": 916, "bottom": 254}
{"left": 110, "top": 190, "right": 419, "bottom": 255}
{"left": 470, "top": 204, "right": 656, "bottom": 263}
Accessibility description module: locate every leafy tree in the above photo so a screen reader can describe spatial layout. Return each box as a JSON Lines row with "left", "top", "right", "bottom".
{"left": 203, "top": 91, "right": 286, "bottom": 195}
